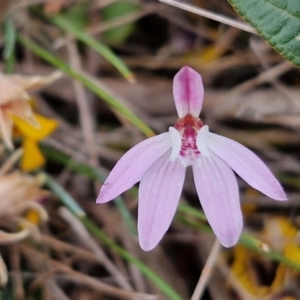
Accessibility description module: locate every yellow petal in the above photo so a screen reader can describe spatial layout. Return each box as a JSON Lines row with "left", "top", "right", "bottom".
{"left": 25, "top": 209, "right": 40, "bottom": 225}
{"left": 20, "top": 139, "right": 45, "bottom": 171}
{"left": 13, "top": 114, "right": 57, "bottom": 140}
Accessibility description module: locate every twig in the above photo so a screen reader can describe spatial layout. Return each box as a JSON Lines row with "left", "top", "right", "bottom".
{"left": 58, "top": 207, "right": 133, "bottom": 291}
{"left": 11, "top": 0, "right": 49, "bottom": 10}
{"left": 42, "top": 235, "right": 102, "bottom": 263}
{"left": 190, "top": 239, "right": 221, "bottom": 300}
{"left": 159, "top": 0, "right": 257, "bottom": 34}
{"left": 21, "top": 245, "right": 150, "bottom": 300}
{"left": 233, "top": 60, "right": 294, "bottom": 93}
{"left": 89, "top": 4, "right": 156, "bottom": 35}
{"left": 45, "top": 279, "right": 70, "bottom": 300}
{"left": 0, "top": 254, "right": 8, "bottom": 288}
{"left": 54, "top": 4, "right": 157, "bottom": 49}
{"left": 119, "top": 227, "right": 147, "bottom": 293}
{"left": 66, "top": 40, "right": 99, "bottom": 167}
{"left": 10, "top": 245, "right": 24, "bottom": 300}
{"left": 54, "top": 273, "right": 158, "bottom": 300}
{"left": 0, "top": 148, "right": 23, "bottom": 176}
{"left": 0, "top": 0, "right": 14, "bottom": 21}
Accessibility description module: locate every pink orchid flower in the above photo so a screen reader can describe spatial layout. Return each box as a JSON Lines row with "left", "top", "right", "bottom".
{"left": 96, "top": 66, "right": 287, "bottom": 251}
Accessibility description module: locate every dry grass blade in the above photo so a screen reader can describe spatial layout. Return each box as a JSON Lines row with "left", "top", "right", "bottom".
{"left": 59, "top": 207, "right": 133, "bottom": 291}
{"left": 66, "top": 41, "right": 98, "bottom": 166}
{"left": 159, "top": 0, "right": 257, "bottom": 34}
{"left": 21, "top": 245, "right": 157, "bottom": 300}
{"left": 191, "top": 240, "right": 222, "bottom": 300}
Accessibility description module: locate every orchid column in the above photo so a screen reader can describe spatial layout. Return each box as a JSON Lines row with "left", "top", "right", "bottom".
{"left": 97, "top": 66, "right": 287, "bottom": 251}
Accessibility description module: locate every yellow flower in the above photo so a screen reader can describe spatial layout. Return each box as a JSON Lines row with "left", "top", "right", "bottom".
{"left": 0, "top": 71, "right": 61, "bottom": 149}
{"left": 13, "top": 114, "right": 58, "bottom": 171}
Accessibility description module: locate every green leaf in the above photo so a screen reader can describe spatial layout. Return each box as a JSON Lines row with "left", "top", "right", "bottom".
{"left": 102, "top": 1, "right": 139, "bottom": 45}
{"left": 227, "top": 0, "right": 300, "bottom": 66}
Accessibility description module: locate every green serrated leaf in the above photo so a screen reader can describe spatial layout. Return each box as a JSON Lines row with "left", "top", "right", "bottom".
{"left": 228, "top": 0, "right": 300, "bottom": 66}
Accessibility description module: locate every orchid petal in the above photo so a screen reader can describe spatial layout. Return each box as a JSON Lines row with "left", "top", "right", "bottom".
{"left": 169, "top": 127, "right": 181, "bottom": 162}
{"left": 97, "top": 133, "right": 171, "bottom": 203}
{"left": 206, "top": 133, "right": 287, "bottom": 201}
{"left": 173, "top": 66, "right": 204, "bottom": 118}
{"left": 138, "top": 151, "right": 186, "bottom": 251}
{"left": 196, "top": 125, "right": 210, "bottom": 157}
{"left": 193, "top": 153, "right": 242, "bottom": 247}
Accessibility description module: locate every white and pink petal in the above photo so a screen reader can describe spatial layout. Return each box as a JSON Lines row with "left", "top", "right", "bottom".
{"left": 97, "top": 133, "right": 171, "bottom": 203}
{"left": 169, "top": 126, "right": 182, "bottom": 162}
{"left": 206, "top": 133, "right": 287, "bottom": 201}
{"left": 196, "top": 125, "right": 210, "bottom": 157}
{"left": 138, "top": 151, "right": 186, "bottom": 251}
{"left": 173, "top": 66, "right": 204, "bottom": 118}
{"left": 192, "top": 153, "right": 242, "bottom": 247}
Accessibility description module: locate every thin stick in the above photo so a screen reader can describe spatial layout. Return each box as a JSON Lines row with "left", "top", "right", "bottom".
{"left": 21, "top": 245, "right": 147, "bottom": 300}
{"left": 59, "top": 207, "right": 133, "bottom": 291}
{"left": 233, "top": 60, "right": 293, "bottom": 93}
{"left": 66, "top": 41, "right": 99, "bottom": 167}
{"left": 45, "top": 279, "right": 71, "bottom": 300}
{"left": 190, "top": 239, "right": 221, "bottom": 300}
{"left": 159, "top": 0, "right": 257, "bottom": 35}
{"left": 0, "top": 148, "right": 23, "bottom": 176}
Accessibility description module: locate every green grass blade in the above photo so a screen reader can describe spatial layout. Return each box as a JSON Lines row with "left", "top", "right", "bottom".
{"left": 44, "top": 173, "right": 86, "bottom": 217}
{"left": 3, "top": 18, "right": 16, "bottom": 73}
{"left": 228, "top": 0, "right": 300, "bottom": 66}
{"left": 48, "top": 13, "right": 134, "bottom": 81}
{"left": 17, "top": 34, "right": 154, "bottom": 138}
{"left": 178, "top": 203, "right": 206, "bottom": 221}
{"left": 238, "top": 234, "right": 300, "bottom": 272}
{"left": 178, "top": 203, "right": 300, "bottom": 272}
